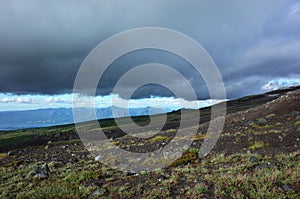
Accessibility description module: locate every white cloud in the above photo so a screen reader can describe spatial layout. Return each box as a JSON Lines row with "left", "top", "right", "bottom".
{"left": 43, "top": 97, "right": 68, "bottom": 103}
{"left": 0, "top": 96, "right": 33, "bottom": 103}
{"left": 262, "top": 78, "right": 300, "bottom": 90}
{"left": 0, "top": 93, "right": 226, "bottom": 111}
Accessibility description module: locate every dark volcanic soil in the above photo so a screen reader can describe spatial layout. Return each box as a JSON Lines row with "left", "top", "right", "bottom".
{"left": 0, "top": 86, "right": 300, "bottom": 198}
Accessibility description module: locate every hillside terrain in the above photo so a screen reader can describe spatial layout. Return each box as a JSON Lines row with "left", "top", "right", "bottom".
{"left": 0, "top": 86, "right": 299, "bottom": 198}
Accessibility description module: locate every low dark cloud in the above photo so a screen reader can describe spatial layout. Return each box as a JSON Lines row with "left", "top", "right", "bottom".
{"left": 0, "top": 0, "right": 299, "bottom": 99}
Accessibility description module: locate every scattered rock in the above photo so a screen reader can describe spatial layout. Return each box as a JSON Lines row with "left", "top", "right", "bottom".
{"left": 34, "top": 173, "right": 48, "bottom": 179}
{"left": 47, "top": 141, "right": 52, "bottom": 144}
{"left": 7, "top": 151, "right": 14, "bottom": 156}
{"left": 295, "top": 115, "right": 300, "bottom": 121}
{"left": 44, "top": 145, "right": 49, "bottom": 149}
{"left": 26, "top": 163, "right": 50, "bottom": 179}
{"left": 43, "top": 163, "right": 50, "bottom": 173}
{"left": 291, "top": 111, "right": 300, "bottom": 118}
{"left": 157, "top": 175, "right": 166, "bottom": 182}
{"left": 123, "top": 170, "right": 136, "bottom": 176}
{"left": 257, "top": 118, "right": 267, "bottom": 126}
{"left": 256, "top": 162, "right": 275, "bottom": 169}
{"left": 92, "top": 189, "right": 101, "bottom": 196}
{"left": 249, "top": 156, "right": 259, "bottom": 163}
{"left": 282, "top": 184, "right": 293, "bottom": 192}
{"left": 95, "top": 155, "right": 103, "bottom": 161}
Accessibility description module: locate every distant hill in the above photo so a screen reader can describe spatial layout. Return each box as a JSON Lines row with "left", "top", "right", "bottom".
{"left": 1, "top": 85, "right": 300, "bottom": 131}
{"left": 0, "top": 106, "right": 168, "bottom": 130}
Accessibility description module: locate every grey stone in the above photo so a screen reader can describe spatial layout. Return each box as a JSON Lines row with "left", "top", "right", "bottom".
{"left": 44, "top": 145, "right": 49, "bottom": 149}
{"left": 249, "top": 156, "right": 259, "bottom": 163}
{"left": 282, "top": 184, "right": 293, "bottom": 192}
{"left": 123, "top": 170, "right": 136, "bottom": 176}
{"left": 7, "top": 151, "right": 14, "bottom": 156}
{"left": 257, "top": 118, "right": 267, "bottom": 126}
{"left": 291, "top": 111, "right": 300, "bottom": 118}
{"left": 26, "top": 163, "right": 50, "bottom": 179}
{"left": 34, "top": 173, "right": 48, "bottom": 179}
{"left": 247, "top": 121, "right": 254, "bottom": 126}
{"left": 295, "top": 115, "right": 300, "bottom": 121}
{"left": 42, "top": 163, "right": 50, "bottom": 174}
{"left": 95, "top": 155, "right": 103, "bottom": 161}
{"left": 35, "top": 165, "right": 43, "bottom": 173}
{"left": 157, "top": 175, "right": 166, "bottom": 182}
{"left": 256, "top": 162, "right": 275, "bottom": 169}
{"left": 92, "top": 189, "right": 101, "bottom": 196}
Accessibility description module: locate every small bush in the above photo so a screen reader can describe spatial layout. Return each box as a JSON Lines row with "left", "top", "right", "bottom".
{"left": 196, "top": 185, "right": 208, "bottom": 194}
{"left": 169, "top": 152, "right": 197, "bottom": 167}
{"left": 150, "top": 135, "right": 168, "bottom": 142}
{"left": 188, "top": 148, "right": 199, "bottom": 156}
{"left": 294, "top": 121, "right": 300, "bottom": 126}
{"left": 192, "top": 134, "right": 209, "bottom": 141}
{"left": 249, "top": 141, "right": 269, "bottom": 150}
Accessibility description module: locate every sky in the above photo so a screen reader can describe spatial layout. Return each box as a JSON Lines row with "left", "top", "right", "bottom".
{"left": 1, "top": 0, "right": 300, "bottom": 111}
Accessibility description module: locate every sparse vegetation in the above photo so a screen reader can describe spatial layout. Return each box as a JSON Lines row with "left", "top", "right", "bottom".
{"left": 166, "top": 129, "right": 177, "bottom": 133}
{"left": 248, "top": 141, "right": 269, "bottom": 150}
{"left": 149, "top": 135, "right": 169, "bottom": 142}
{"left": 252, "top": 124, "right": 274, "bottom": 129}
{"left": 1, "top": 86, "right": 300, "bottom": 198}
{"left": 0, "top": 152, "right": 298, "bottom": 198}
{"left": 0, "top": 153, "right": 7, "bottom": 160}
{"left": 192, "top": 134, "right": 209, "bottom": 141}
{"left": 188, "top": 148, "right": 199, "bottom": 155}
{"left": 169, "top": 151, "right": 197, "bottom": 167}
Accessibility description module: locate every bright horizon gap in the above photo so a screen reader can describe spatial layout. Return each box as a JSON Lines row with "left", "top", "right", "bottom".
{"left": 1, "top": 78, "right": 300, "bottom": 112}
{"left": 0, "top": 93, "right": 226, "bottom": 112}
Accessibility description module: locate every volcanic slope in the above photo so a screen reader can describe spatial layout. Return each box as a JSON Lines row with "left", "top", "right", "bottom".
{"left": 0, "top": 86, "right": 299, "bottom": 198}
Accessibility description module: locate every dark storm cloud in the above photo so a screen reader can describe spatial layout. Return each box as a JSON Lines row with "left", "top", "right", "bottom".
{"left": 0, "top": 0, "right": 299, "bottom": 99}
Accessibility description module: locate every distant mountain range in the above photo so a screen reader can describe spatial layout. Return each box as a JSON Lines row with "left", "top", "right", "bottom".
{"left": 0, "top": 107, "right": 170, "bottom": 130}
